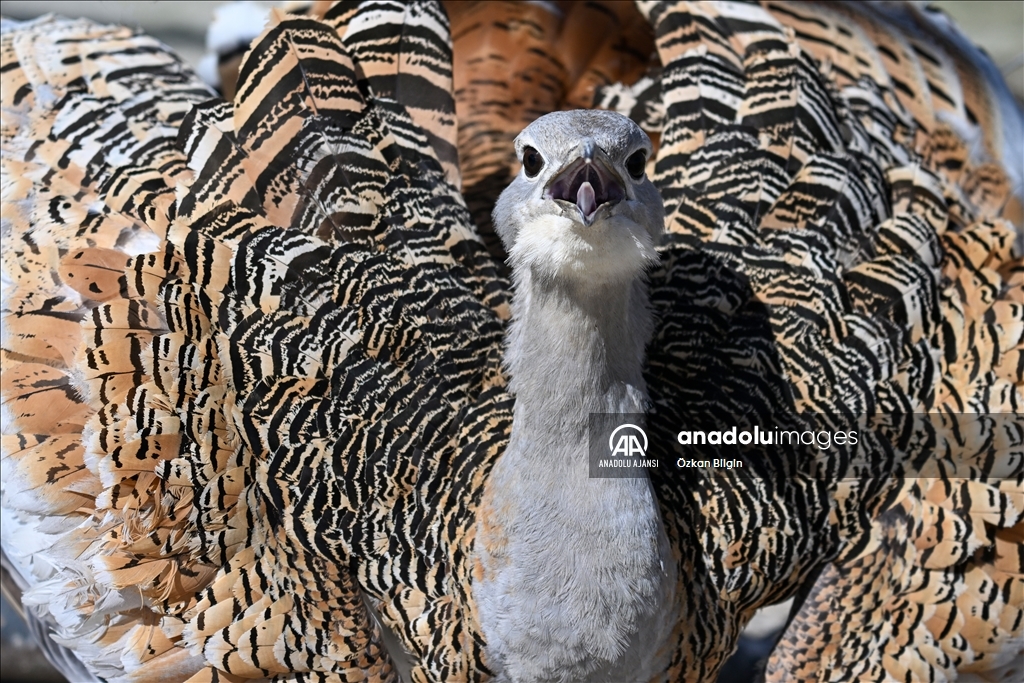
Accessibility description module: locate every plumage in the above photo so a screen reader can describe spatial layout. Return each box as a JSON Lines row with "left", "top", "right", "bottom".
{"left": 1, "top": 2, "right": 1022, "bottom": 682}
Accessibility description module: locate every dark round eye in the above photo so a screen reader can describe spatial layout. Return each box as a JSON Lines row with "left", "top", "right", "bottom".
{"left": 626, "top": 150, "right": 646, "bottom": 180}
{"left": 523, "top": 146, "right": 544, "bottom": 178}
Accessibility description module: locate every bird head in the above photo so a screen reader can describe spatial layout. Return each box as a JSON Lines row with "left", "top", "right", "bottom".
{"left": 493, "top": 110, "right": 664, "bottom": 285}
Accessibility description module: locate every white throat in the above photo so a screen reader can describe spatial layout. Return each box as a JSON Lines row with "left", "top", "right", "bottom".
{"left": 473, "top": 247, "right": 678, "bottom": 682}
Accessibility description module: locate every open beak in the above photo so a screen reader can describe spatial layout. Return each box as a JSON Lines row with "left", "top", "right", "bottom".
{"left": 545, "top": 151, "right": 625, "bottom": 225}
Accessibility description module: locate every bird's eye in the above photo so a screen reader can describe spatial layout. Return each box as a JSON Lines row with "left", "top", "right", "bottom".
{"left": 626, "top": 150, "right": 646, "bottom": 180}
{"left": 523, "top": 147, "right": 544, "bottom": 178}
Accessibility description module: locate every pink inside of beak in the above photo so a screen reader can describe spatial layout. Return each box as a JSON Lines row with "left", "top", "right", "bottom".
{"left": 577, "top": 182, "right": 597, "bottom": 218}
{"left": 547, "top": 158, "right": 625, "bottom": 224}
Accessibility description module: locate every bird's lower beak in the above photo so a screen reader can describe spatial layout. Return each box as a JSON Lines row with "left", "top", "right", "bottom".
{"left": 546, "top": 155, "right": 625, "bottom": 225}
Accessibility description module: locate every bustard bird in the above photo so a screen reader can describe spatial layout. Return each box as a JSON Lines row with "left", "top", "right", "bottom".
{"left": 1, "top": 2, "right": 1022, "bottom": 683}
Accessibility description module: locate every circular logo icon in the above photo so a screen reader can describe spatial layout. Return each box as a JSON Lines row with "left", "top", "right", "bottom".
{"left": 608, "top": 423, "right": 648, "bottom": 457}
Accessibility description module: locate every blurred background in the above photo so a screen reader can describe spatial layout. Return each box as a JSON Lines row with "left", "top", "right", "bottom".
{"left": 1, "top": 2, "right": 1021, "bottom": 682}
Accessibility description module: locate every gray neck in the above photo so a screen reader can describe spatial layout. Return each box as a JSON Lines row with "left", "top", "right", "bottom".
{"left": 504, "top": 269, "right": 653, "bottom": 450}
{"left": 473, "top": 267, "right": 677, "bottom": 682}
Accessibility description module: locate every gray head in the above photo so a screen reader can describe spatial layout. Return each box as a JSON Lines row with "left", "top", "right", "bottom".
{"left": 493, "top": 110, "right": 664, "bottom": 285}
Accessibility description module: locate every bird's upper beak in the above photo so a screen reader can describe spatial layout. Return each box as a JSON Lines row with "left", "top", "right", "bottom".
{"left": 545, "top": 144, "right": 625, "bottom": 226}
